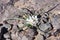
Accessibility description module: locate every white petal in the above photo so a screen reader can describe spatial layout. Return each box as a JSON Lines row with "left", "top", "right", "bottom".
{"left": 26, "top": 19, "right": 29, "bottom": 21}
{"left": 32, "top": 16, "right": 34, "bottom": 19}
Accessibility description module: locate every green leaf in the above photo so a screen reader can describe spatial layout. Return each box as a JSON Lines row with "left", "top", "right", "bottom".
{"left": 25, "top": 23, "right": 32, "bottom": 28}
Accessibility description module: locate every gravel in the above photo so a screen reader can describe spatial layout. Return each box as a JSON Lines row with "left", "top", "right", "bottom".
{"left": 0, "top": 0, "right": 60, "bottom": 40}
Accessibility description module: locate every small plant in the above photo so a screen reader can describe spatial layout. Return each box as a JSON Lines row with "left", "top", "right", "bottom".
{"left": 3, "top": 3, "right": 59, "bottom": 32}
{"left": 25, "top": 15, "right": 38, "bottom": 26}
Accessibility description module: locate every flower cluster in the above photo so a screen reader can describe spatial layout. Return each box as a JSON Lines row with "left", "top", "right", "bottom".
{"left": 25, "top": 15, "right": 38, "bottom": 26}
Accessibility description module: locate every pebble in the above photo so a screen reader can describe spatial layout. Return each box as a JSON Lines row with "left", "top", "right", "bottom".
{"left": 35, "top": 30, "right": 44, "bottom": 40}
{"left": 22, "top": 36, "right": 28, "bottom": 40}
{"left": 39, "top": 23, "right": 51, "bottom": 32}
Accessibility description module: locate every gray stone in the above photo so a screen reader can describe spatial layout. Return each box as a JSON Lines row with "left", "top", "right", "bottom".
{"left": 22, "top": 36, "right": 28, "bottom": 40}
{"left": 51, "top": 14, "right": 60, "bottom": 30}
{"left": 35, "top": 32, "right": 44, "bottom": 40}
{"left": 4, "top": 33, "right": 10, "bottom": 39}
{"left": 39, "top": 23, "right": 51, "bottom": 32}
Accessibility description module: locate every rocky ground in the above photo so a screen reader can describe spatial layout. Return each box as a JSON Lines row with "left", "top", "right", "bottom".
{"left": 0, "top": 0, "right": 60, "bottom": 40}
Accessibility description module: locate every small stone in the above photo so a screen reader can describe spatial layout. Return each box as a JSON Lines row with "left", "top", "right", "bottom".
{"left": 3, "top": 24, "right": 11, "bottom": 31}
{"left": 6, "top": 39, "right": 10, "bottom": 40}
{"left": 39, "top": 23, "right": 51, "bottom": 32}
{"left": 51, "top": 14, "right": 60, "bottom": 30}
{"left": 18, "top": 23, "right": 24, "bottom": 28}
{"left": 23, "top": 26, "right": 28, "bottom": 30}
{"left": 4, "top": 33, "right": 10, "bottom": 39}
{"left": 0, "top": 0, "right": 10, "bottom": 4}
{"left": 22, "top": 36, "right": 28, "bottom": 40}
{"left": 35, "top": 33, "right": 44, "bottom": 40}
